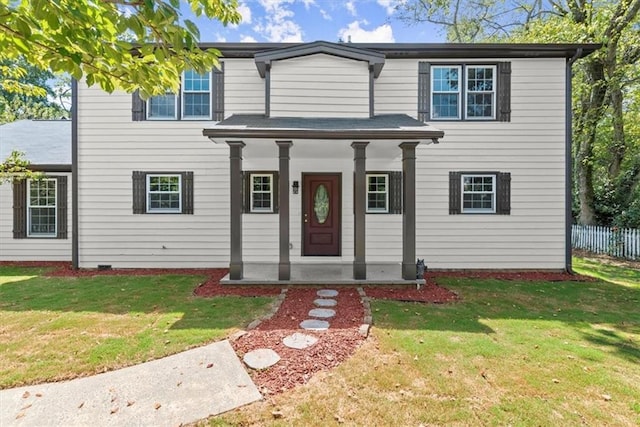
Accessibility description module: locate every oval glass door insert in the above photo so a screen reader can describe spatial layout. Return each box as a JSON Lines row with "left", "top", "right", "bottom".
{"left": 314, "top": 184, "right": 329, "bottom": 224}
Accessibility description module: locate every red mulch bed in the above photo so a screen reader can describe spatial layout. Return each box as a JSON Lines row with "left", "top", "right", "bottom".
{"left": 427, "top": 270, "right": 596, "bottom": 282}
{"left": 232, "top": 287, "right": 365, "bottom": 395}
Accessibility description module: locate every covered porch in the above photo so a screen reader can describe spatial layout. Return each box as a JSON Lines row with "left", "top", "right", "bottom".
{"left": 203, "top": 114, "right": 444, "bottom": 285}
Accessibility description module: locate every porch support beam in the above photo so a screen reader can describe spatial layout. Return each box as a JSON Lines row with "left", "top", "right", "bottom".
{"left": 400, "top": 142, "right": 419, "bottom": 280}
{"left": 276, "top": 140, "right": 292, "bottom": 280}
{"left": 227, "top": 141, "right": 245, "bottom": 280}
{"left": 352, "top": 141, "right": 369, "bottom": 280}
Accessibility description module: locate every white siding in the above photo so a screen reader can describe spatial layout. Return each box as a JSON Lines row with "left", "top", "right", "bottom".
{"left": 270, "top": 54, "right": 370, "bottom": 118}
{"left": 224, "top": 59, "right": 264, "bottom": 115}
{"left": 0, "top": 173, "right": 72, "bottom": 261}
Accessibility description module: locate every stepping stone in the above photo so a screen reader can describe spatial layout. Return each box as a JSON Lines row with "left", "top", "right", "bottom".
{"left": 314, "top": 298, "right": 337, "bottom": 307}
{"left": 243, "top": 348, "right": 280, "bottom": 370}
{"left": 300, "top": 319, "right": 330, "bottom": 331}
{"left": 283, "top": 333, "right": 318, "bottom": 350}
{"left": 317, "top": 289, "right": 338, "bottom": 298}
{"left": 309, "top": 308, "right": 336, "bottom": 318}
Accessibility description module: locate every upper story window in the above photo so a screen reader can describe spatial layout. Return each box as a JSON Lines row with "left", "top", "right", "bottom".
{"left": 133, "top": 66, "right": 223, "bottom": 122}
{"left": 27, "top": 178, "right": 57, "bottom": 237}
{"left": 419, "top": 62, "right": 510, "bottom": 123}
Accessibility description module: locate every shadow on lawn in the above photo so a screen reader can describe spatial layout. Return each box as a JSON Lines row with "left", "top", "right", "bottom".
{"left": 0, "top": 273, "right": 273, "bottom": 332}
{"left": 374, "top": 277, "right": 640, "bottom": 364}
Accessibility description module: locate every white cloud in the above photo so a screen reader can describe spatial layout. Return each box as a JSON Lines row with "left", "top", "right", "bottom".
{"left": 254, "top": 0, "right": 304, "bottom": 42}
{"left": 215, "top": 33, "right": 227, "bottom": 42}
{"left": 345, "top": 1, "right": 357, "bottom": 16}
{"left": 337, "top": 21, "right": 395, "bottom": 43}
{"left": 240, "top": 35, "right": 258, "bottom": 43}
{"left": 377, "top": 0, "right": 395, "bottom": 15}
{"left": 237, "top": 4, "right": 253, "bottom": 24}
{"left": 319, "top": 8, "right": 332, "bottom": 21}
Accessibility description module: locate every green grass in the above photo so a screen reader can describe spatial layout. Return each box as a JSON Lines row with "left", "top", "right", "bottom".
{"left": 214, "top": 258, "right": 640, "bottom": 426}
{"left": 0, "top": 267, "right": 274, "bottom": 389}
{"left": 573, "top": 256, "right": 640, "bottom": 288}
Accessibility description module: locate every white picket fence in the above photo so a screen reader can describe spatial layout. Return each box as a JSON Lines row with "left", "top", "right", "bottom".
{"left": 572, "top": 224, "right": 640, "bottom": 260}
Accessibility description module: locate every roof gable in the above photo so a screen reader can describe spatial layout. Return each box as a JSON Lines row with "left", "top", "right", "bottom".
{"left": 254, "top": 41, "right": 385, "bottom": 78}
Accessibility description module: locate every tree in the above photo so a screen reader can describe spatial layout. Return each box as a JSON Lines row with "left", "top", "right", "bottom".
{"left": 0, "top": 150, "right": 42, "bottom": 184}
{"left": 392, "top": 0, "right": 640, "bottom": 227}
{"left": 0, "top": 0, "right": 241, "bottom": 98}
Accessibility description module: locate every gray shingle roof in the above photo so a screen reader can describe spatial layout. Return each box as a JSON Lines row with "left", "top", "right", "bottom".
{"left": 0, "top": 119, "right": 71, "bottom": 165}
{"left": 217, "top": 114, "right": 430, "bottom": 129}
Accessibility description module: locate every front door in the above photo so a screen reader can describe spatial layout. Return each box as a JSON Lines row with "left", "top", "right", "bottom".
{"left": 303, "top": 174, "right": 341, "bottom": 256}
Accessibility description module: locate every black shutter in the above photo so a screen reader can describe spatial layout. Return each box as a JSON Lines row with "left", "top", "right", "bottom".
{"left": 496, "top": 172, "right": 511, "bottom": 215}
{"left": 497, "top": 62, "right": 511, "bottom": 122}
{"left": 449, "top": 171, "right": 462, "bottom": 215}
{"left": 132, "top": 171, "right": 146, "bottom": 214}
{"left": 389, "top": 171, "right": 402, "bottom": 214}
{"left": 418, "top": 62, "right": 431, "bottom": 122}
{"left": 12, "top": 179, "right": 27, "bottom": 238}
{"left": 181, "top": 172, "right": 194, "bottom": 214}
{"left": 243, "top": 172, "right": 250, "bottom": 213}
{"left": 56, "top": 176, "right": 68, "bottom": 239}
{"left": 132, "top": 90, "right": 146, "bottom": 121}
{"left": 212, "top": 63, "right": 224, "bottom": 121}
{"left": 272, "top": 172, "right": 279, "bottom": 214}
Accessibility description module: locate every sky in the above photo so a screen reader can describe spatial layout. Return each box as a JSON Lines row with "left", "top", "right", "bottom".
{"left": 182, "top": 0, "right": 444, "bottom": 44}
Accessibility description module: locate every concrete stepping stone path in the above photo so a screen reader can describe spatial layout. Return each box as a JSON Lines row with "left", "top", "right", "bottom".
{"left": 283, "top": 333, "right": 318, "bottom": 350}
{"left": 314, "top": 298, "right": 337, "bottom": 307}
{"left": 309, "top": 308, "right": 336, "bottom": 319}
{"left": 299, "top": 319, "right": 330, "bottom": 331}
{"left": 243, "top": 348, "right": 280, "bottom": 370}
{"left": 317, "top": 289, "right": 339, "bottom": 298}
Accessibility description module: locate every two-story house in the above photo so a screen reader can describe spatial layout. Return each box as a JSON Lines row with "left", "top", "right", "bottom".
{"left": 1, "top": 41, "right": 599, "bottom": 283}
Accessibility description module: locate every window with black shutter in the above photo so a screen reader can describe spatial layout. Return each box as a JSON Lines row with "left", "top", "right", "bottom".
{"left": 13, "top": 176, "right": 68, "bottom": 239}
{"left": 449, "top": 171, "right": 511, "bottom": 215}
{"left": 242, "top": 171, "right": 279, "bottom": 213}
{"left": 132, "top": 171, "right": 194, "bottom": 214}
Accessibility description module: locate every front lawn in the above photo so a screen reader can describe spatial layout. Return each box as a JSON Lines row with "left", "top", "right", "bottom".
{"left": 0, "top": 266, "right": 274, "bottom": 389}
{"left": 213, "top": 258, "right": 640, "bottom": 426}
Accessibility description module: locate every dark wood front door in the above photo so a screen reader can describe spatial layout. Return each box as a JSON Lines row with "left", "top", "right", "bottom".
{"left": 303, "top": 174, "right": 341, "bottom": 256}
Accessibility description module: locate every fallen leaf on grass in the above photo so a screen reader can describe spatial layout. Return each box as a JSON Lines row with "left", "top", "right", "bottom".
{"left": 35, "top": 393, "right": 42, "bottom": 397}
{"left": 206, "top": 363, "right": 214, "bottom": 368}
{"left": 602, "top": 394, "right": 612, "bottom": 401}
{"left": 110, "top": 408, "right": 118, "bottom": 415}
{"left": 78, "top": 402, "right": 84, "bottom": 409}
{"left": 154, "top": 403, "right": 161, "bottom": 410}
{"left": 552, "top": 378, "right": 560, "bottom": 383}
{"left": 127, "top": 401, "right": 135, "bottom": 407}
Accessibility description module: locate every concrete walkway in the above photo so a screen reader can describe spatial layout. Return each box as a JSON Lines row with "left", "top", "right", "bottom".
{"left": 0, "top": 340, "right": 261, "bottom": 427}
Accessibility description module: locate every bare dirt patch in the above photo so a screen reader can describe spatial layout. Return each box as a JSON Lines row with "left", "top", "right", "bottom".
{"left": 573, "top": 249, "right": 640, "bottom": 270}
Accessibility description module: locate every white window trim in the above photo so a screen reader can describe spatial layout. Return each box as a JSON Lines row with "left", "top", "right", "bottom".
{"left": 181, "top": 70, "right": 212, "bottom": 120}
{"left": 146, "top": 92, "right": 178, "bottom": 120}
{"left": 146, "top": 174, "right": 182, "bottom": 213}
{"left": 461, "top": 174, "right": 496, "bottom": 213}
{"left": 250, "top": 173, "right": 273, "bottom": 213}
{"left": 430, "top": 65, "right": 462, "bottom": 120}
{"left": 366, "top": 173, "right": 389, "bottom": 213}
{"left": 27, "top": 178, "right": 57, "bottom": 237}
{"left": 465, "top": 65, "right": 497, "bottom": 120}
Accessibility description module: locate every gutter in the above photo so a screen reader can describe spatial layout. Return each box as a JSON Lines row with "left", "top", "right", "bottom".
{"left": 565, "top": 48, "right": 583, "bottom": 273}
{"left": 71, "top": 79, "right": 78, "bottom": 270}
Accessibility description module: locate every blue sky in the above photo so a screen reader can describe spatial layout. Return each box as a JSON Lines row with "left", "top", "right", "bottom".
{"left": 182, "top": 0, "right": 444, "bottom": 43}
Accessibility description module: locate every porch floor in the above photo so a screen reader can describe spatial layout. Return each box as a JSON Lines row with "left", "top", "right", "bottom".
{"left": 221, "top": 263, "right": 425, "bottom": 286}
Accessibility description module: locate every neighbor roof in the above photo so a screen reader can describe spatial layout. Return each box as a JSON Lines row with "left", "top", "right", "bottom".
{"left": 0, "top": 119, "right": 71, "bottom": 166}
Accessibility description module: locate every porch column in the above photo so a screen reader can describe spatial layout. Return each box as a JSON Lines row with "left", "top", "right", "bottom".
{"left": 227, "top": 141, "right": 245, "bottom": 280}
{"left": 276, "top": 140, "right": 292, "bottom": 280}
{"left": 352, "top": 141, "right": 369, "bottom": 280}
{"left": 400, "top": 142, "right": 419, "bottom": 280}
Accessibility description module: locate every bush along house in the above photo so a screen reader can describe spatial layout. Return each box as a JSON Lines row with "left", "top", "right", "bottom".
{"left": 0, "top": 41, "right": 600, "bottom": 284}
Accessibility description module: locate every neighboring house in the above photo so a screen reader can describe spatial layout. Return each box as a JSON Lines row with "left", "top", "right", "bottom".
{"left": 0, "top": 119, "right": 71, "bottom": 261}
{"left": 1, "top": 41, "right": 599, "bottom": 282}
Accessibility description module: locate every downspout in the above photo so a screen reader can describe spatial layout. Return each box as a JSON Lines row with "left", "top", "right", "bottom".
{"left": 71, "top": 79, "right": 79, "bottom": 269}
{"left": 565, "top": 48, "right": 582, "bottom": 273}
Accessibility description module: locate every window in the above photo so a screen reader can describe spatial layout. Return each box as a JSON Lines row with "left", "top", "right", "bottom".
{"left": 449, "top": 171, "right": 511, "bottom": 215}
{"left": 12, "top": 176, "right": 68, "bottom": 239}
{"left": 147, "top": 93, "right": 177, "bottom": 120}
{"left": 147, "top": 174, "right": 181, "bottom": 213}
{"left": 133, "top": 66, "right": 224, "bottom": 121}
{"left": 182, "top": 70, "right": 211, "bottom": 119}
{"left": 250, "top": 174, "right": 273, "bottom": 212}
{"left": 418, "top": 62, "right": 510, "bottom": 122}
{"left": 243, "top": 171, "right": 278, "bottom": 213}
{"left": 366, "top": 174, "right": 389, "bottom": 213}
{"left": 132, "top": 171, "right": 194, "bottom": 214}
{"left": 466, "top": 66, "right": 496, "bottom": 119}
{"left": 431, "top": 66, "right": 461, "bottom": 119}
{"left": 462, "top": 174, "right": 495, "bottom": 213}
{"left": 27, "top": 178, "right": 57, "bottom": 236}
